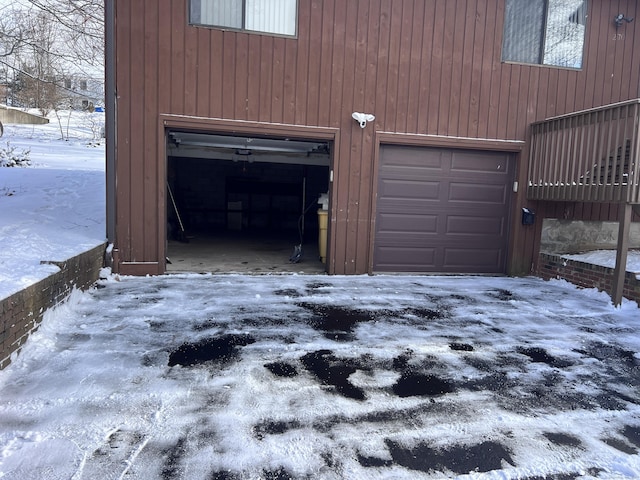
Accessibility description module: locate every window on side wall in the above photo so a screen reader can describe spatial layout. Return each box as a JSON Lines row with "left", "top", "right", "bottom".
{"left": 502, "top": 0, "right": 587, "bottom": 69}
{"left": 190, "top": 0, "right": 297, "bottom": 37}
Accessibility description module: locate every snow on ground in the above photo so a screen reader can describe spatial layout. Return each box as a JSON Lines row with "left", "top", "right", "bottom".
{"left": 0, "top": 111, "right": 106, "bottom": 299}
{"left": 565, "top": 250, "right": 640, "bottom": 279}
{"left": 0, "top": 274, "right": 638, "bottom": 479}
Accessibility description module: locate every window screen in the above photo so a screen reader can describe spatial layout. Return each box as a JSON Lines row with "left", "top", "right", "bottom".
{"left": 502, "top": 0, "right": 587, "bottom": 69}
{"left": 201, "top": 0, "right": 242, "bottom": 29}
{"left": 190, "top": 0, "right": 297, "bottom": 37}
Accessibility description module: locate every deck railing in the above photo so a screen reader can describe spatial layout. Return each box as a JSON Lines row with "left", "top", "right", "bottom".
{"left": 527, "top": 99, "right": 640, "bottom": 204}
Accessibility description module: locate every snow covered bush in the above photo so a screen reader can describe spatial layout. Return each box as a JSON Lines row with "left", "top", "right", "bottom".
{"left": 80, "top": 112, "right": 106, "bottom": 146}
{"left": 0, "top": 141, "right": 31, "bottom": 167}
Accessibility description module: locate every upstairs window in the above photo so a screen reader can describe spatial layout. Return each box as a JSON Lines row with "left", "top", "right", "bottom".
{"left": 502, "top": 0, "right": 587, "bottom": 69}
{"left": 190, "top": 0, "right": 297, "bottom": 37}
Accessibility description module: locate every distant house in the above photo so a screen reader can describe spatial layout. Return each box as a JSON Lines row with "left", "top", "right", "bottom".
{"left": 61, "top": 75, "right": 104, "bottom": 110}
{"left": 105, "top": 1, "right": 639, "bottom": 296}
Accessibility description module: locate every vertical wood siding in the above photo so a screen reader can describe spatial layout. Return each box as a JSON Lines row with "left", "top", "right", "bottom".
{"left": 113, "top": 0, "right": 640, "bottom": 275}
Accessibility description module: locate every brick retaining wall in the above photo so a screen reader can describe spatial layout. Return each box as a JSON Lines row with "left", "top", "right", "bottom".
{"left": 0, "top": 243, "right": 106, "bottom": 369}
{"left": 537, "top": 252, "right": 640, "bottom": 307}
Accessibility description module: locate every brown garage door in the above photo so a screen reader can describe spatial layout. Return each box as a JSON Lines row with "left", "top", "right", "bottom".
{"left": 373, "top": 145, "right": 515, "bottom": 273}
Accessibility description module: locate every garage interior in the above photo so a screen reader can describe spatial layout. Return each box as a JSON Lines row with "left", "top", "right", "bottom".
{"left": 165, "top": 131, "right": 331, "bottom": 274}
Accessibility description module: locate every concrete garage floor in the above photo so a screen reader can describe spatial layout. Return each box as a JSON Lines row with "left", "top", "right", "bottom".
{"left": 166, "top": 232, "right": 327, "bottom": 274}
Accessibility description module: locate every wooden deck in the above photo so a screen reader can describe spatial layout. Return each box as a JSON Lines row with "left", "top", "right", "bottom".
{"left": 527, "top": 99, "right": 640, "bottom": 305}
{"left": 528, "top": 99, "right": 640, "bottom": 205}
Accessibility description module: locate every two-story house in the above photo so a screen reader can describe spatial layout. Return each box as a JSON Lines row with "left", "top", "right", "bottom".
{"left": 105, "top": 0, "right": 639, "bottom": 302}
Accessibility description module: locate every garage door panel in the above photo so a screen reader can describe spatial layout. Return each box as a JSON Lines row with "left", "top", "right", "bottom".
{"left": 443, "top": 248, "right": 504, "bottom": 269}
{"left": 379, "top": 178, "right": 440, "bottom": 201}
{"left": 375, "top": 232, "right": 438, "bottom": 248}
{"left": 379, "top": 163, "right": 443, "bottom": 177}
{"left": 382, "top": 147, "right": 445, "bottom": 169}
{"left": 377, "top": 213, "right": 438, "bottom": 234}
{"left": 374, "top": 247, "right": 437, "bottom": 270}
{"left": 376, "top": 245, "right": 506, "bottom": 273}
{"left": 451, "top": 151, "right": 513, "bottom": 175}
{"left": 446, "top": 216, "right": 505, "bottom": 236}
{"left": 448, "top": 182, "right": 509, "bottom": 204}
{"left": 374, "top": 145, "right": 515, "bottom": 273}
{"left": 377, "top": 200, "right": 441, "bottom": 216}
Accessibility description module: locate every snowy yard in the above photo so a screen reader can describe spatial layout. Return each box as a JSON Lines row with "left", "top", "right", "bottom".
{"left": 0, "top": 274, "right": 638, "bottom": 479}
{"left": 0, "top": 111, "right": 105, "bottom": 299}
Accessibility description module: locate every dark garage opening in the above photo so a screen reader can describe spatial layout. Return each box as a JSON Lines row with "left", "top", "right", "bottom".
{"left": 166, "top": 131, "right": 331, "bottom": 273}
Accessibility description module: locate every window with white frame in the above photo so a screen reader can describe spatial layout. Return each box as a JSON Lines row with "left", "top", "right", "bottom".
{"left": 190, "top": 0, "right": 297, "bottom": 37}
{"left": 502, "top": 0, "right": 587, "bottom": 69}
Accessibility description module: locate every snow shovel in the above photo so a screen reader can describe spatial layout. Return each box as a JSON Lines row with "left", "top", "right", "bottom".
{"left": 167, "top": 182, "right": 188, "bottom": 242}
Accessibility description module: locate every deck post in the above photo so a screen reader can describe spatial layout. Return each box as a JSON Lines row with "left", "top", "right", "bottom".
{"left": 612, "top": 203, "right": 632, "bottom": 306}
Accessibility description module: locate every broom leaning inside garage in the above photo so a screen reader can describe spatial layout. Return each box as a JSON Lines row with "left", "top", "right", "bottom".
{"left": 167, "top": 181, "right": 188, "bottom": 243}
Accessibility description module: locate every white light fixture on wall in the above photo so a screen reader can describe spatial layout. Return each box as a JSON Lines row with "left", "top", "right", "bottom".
{"left": 614, "top": 13, "right": 634, "bottom": 28}
{"left": 352, "top": 112, "right": 375, "bottom": 129}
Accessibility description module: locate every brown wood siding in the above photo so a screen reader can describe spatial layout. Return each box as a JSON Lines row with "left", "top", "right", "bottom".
{"left": 112, "top": 0, "right": 640, "bottom": 275}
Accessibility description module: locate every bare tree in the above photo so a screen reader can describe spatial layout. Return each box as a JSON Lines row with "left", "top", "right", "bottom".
{"left": 0, "top": 0, "right": 104, "bottom": 109}
{"left": 0, "top": 4, "right": 26, "bottom": 60}
{"left": 0, "top": 3, "right": 27, "bottom": 107}
{"left": 10, "top": 9, "right": 64, "bottom": 114}
{"left": 25, "top": 0, "right": 104, "bottom": 69}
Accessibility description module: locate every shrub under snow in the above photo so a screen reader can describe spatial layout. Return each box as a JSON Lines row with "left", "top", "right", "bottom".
{"left": 0, "top": 141, "right": 31, "bottom": 167}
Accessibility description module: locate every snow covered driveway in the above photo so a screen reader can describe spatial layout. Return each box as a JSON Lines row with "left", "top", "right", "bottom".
{"left": 0, "top": 274, "right": 639, "bottom": 479}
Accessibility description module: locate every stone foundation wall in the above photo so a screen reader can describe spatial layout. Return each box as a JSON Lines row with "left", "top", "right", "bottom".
{"left": 537, "top": 252, "right": 640, "bottom": 307}
{"left": 540, "top": 219, "right": 640, "bottom": 254}
{"left": 0, "top": 243, "right": 106, "bottom": 369}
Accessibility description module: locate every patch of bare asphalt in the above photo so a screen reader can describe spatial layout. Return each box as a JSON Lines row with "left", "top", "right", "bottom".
{"left": 168, "top": 334, "right": 256, "bottom": 367}
{"left": 300, "top": 350, "right": 367, "bottom": 401}
{"left": 154, "top": 289, "right": 640, "bottom": 478}
{"left": 296, "top": 303, "right": 376, "bottom": 342}
{"left": 378, "top": 439, "right": 514, "bottom": 475}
